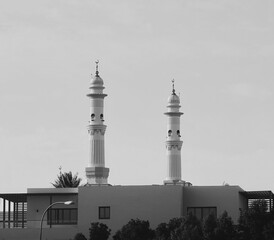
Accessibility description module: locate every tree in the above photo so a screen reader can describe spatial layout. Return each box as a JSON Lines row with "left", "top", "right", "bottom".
{"left": 203, "top": 213, "right": 218, "bottom": 240}
{"left": 170, "top": 214, "right": 203, "bottom": 240}
{"left": 113, "top": 219, "right": 154, "bottom": 240}
{"left": 89, "top": 222, "right": 111, "bottom": 240}
{"left": 52, "top": 170, "right": 82, "bottom": 188}
{"left": 263, "top": 211, "right": 274, "bottom": 240}
{"left": 154, "top": 222, "right": 170, "bottom": 240}
{"left": 238, "top": 200, "right": 273, "bottom": 240}
{"left": 74, "top": 233, "right": 87, "bottom": 240}
{"left": 214, "top": 211, "right": 236, "bottom": 240}
{"left": 155, "top": 218, "right": 183, "bottom": 240}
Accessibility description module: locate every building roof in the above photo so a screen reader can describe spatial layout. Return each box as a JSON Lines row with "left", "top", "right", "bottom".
{"left": 0, "top": 193, "right": 27, "bottom": 202}
{"left": 0, "top": 188, "right": 78, "bottom": 203}
{"left": 240, "top": 190, "right": 274, "bottom": 199}
{"left": 27, "top": 188, "right": 78, "bottom": 195}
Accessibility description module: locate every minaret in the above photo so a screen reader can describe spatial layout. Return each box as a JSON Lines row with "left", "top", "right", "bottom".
{"left": 85, "top": 61, "right": 109, "bottom": 185}
{"left": 164, "top": 80, "right": 184, "bottom": 185}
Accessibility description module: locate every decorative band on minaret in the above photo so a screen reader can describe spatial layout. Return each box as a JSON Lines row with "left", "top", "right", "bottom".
{"left": 85, "top": 61, "right": 109, "bottom": 185}
{"left": 164, "top": 80, "right": 184, "bottom": 185}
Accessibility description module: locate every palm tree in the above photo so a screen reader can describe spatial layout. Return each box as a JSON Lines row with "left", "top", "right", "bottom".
{"left": 52, "top": 169, "right": 82, "bottom": 188}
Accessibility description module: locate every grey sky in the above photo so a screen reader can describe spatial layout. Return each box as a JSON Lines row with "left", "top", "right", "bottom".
{"left": 1, "top": 0, "right": 274, "bottom": 192}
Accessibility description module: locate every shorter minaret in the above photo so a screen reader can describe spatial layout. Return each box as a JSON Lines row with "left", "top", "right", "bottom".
{"left": 85, "top": 61, "right": 109, "bottom": 185}
{"left": 164, "top": 80, "right": 184, "bottom": 185}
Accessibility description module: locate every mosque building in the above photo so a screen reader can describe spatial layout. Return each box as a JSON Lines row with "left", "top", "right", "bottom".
{"left": 0, "top": 63, "right": 273, "bottom": 240}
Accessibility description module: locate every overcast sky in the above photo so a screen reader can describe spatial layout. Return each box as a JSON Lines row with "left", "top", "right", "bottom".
{"left": 1, "top": 0, "right": 274, "bottom": 193}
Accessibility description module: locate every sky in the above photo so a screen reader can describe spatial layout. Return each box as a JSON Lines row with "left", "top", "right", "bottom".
{"left": 0, "top": 0, "right": 274, "bottom": 193}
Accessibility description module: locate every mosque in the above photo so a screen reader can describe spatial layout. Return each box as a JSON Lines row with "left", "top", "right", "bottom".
{"left": 0, "top": 63, "right": 273, "bottom": 240}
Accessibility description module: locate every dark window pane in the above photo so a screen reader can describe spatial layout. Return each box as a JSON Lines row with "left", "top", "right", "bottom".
{"left": 47, "top": 208, "right": 77, "bottom": 225}
{"left": 195, "top": 208, "right": 202, "bottom": 220}
{"left": 202, "top": 208, "right": 210, "bottom": 219}
{"left": 71, "top": 209, "right": 77, "bottom": 223}
{"left": 63, "top": 210, "right": 70, "bottom": 224}
{"left": 99, "top": 207, "right": 110, "bottom": 219}
{"left": 209, "top": 207, "right": 217, "bottom": 217}
{"left": 187, "top": 208, "right": 195, "bottom": 215}
{"left": 187, "top": 207, "right": 217, "bottom": 220}
{"left": 105, "top": 207, "right": 110, "bottom": 218}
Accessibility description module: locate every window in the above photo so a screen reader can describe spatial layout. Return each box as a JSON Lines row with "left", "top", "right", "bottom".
{"left": 99, "top": 206, "right": 110, "bottom": 219}
{"left": 187, "top": 207, "right": 217, "bottom": 220}
{"left": 168, "top": 130, "right": 172, "bottom": 137}
{"left": 91, "top": 114, "right": 95, "bottom": 121}
{"left": 100, "top": 114, "right": 104, "bottom": 121}
{"left": 47, "top": 208, "right": 77, "bottom": 225}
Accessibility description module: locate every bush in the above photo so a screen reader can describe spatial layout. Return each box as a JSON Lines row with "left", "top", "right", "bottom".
{"left": 74, "top": 233, "right": 87, "bottom": 240}
{"left": 89, "top": 222, "right": 111, "bottom": 240}
{"left": 113, "top": 219, "right": 154, "bottom": 240}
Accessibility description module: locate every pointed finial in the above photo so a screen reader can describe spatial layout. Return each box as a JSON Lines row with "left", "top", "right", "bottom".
{"left": 95, "top": 60, "right": 99, "bottom": 77}
{"left": 172, "top": 79, "right": 176, "bottom": 95}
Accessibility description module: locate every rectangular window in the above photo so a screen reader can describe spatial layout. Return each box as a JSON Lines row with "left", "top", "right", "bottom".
{"left": 187, "top": 207, "right": 217, "bottom": 220}
{"left": 47, "top": 208, "right": 77, "bottom": 225}
{"left": 99, "top": 206, "right": 110, "bottom": 219}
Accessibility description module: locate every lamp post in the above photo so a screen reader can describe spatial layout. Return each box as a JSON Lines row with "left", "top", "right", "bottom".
{"left": 39, "top": 201, "right": 74, "bottom": 240}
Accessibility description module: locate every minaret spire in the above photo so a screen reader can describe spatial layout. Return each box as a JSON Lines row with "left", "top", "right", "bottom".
{"left": 95, "top": 60, "right": 99, "bottom": 77}
{"left": 172, "top": 79, "right": 175, "bottom": 95}
{"left": 85, "top": 60, "right": 109, "bottom": 185}
{"left": 164, "top": 80, "right": 184, "bottom": 185}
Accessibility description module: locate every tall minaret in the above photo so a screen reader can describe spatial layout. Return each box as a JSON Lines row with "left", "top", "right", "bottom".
{"left": 164, "top": 80, "right": 184, "bottom": 185}
{"left": 85, "top": 61, "right": 109, "bottom": 185}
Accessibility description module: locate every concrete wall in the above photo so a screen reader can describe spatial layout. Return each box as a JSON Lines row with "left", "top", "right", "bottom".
{"left": 27, "top": 188, "right": 78, "bottom": 229}
{"left": 0, "top": 185, "right": 248, "bottom": 239}
{"left": 183, "top": 185, "right": 245, "bottom": 223}
{"left": 77, "top": 185, "right": 183, "bottom": 237}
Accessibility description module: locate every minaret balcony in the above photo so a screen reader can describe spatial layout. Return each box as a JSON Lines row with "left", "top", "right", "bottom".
{"left": 86, "top": 93, "right": 107, "bottom": 98}
{"left": 87, "top": 124, "right": 107, "bottom": 135}
{"left": 164, "top": 112, "right": 184, "bottom": 116}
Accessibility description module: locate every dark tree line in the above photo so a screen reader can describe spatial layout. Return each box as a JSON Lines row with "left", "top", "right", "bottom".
{"left": 73, "top": 200, "right": 274, "bottom": 240}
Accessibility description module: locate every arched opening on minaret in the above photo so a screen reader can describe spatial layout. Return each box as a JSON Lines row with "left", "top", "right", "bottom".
{"left": 100, "top": 114, "right": 104, "bottom": 121}
{"left": 91, "top": 114, "right": 95, "bottom": 121}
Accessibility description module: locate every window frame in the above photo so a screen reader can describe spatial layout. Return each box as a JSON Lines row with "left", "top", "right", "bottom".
{"left": 187, "top": 206, "right": 217, "bottom": 220}
{"left": 47, "top": 208, "right": 78, "bottom": 225}
{"left": 98, "top": 206, "right": 110, "bottom": 220}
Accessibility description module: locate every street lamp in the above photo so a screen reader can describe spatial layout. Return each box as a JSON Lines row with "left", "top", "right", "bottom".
{"left": 39, "top": 201, "right": 74, "bottom": 240}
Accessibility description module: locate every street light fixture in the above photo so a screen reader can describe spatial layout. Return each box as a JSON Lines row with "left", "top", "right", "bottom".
{"left": 39, "top": 201, "right": 74, "bottom": 240}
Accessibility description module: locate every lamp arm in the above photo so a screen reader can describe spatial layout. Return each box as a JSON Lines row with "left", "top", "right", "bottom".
{"left": 39, "top": 202, "right": 67, "bottom": 240}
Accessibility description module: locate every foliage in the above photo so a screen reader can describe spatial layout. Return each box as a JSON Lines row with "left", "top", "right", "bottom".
{"left": 51, "top": 170, "right": 82, "bottom": 188}
{"left": 112, "top": 219, "right": 154, "bottom": 240}
{"left": 155, "top": 218, "right": 183, "bottom": 240}
{"left": 238, "top": 200, "right": 273, "bottom": 240}
{"left": 214, "top": 211, "right": 236, "bottom": 240}
{"left": 203, "top": 213, "right": 218, "bottom": 240}
{"left": 170, "top": 214, "right": 203, "bottom": 240}
{"left": 263, "top": 215, "right": 274, "bottom": 240}
{"left": 89, "top": 222, "right": 111, "bottom": 240}
{"left": 74, "top": 233, "right": 87, "bottom": 240}
{"left": 111, "top": 206, "right": 274, "bottom": 240}
{"left": 154, "top": 222, "right": 170, "bottom": 240}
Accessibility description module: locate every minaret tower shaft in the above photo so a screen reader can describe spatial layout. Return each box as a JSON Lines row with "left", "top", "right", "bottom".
{"left": 164, "top": 80, "right": 184, "bottom": 185}
{"left": 85, "top": 61, "right": 109, "bottom": 185}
